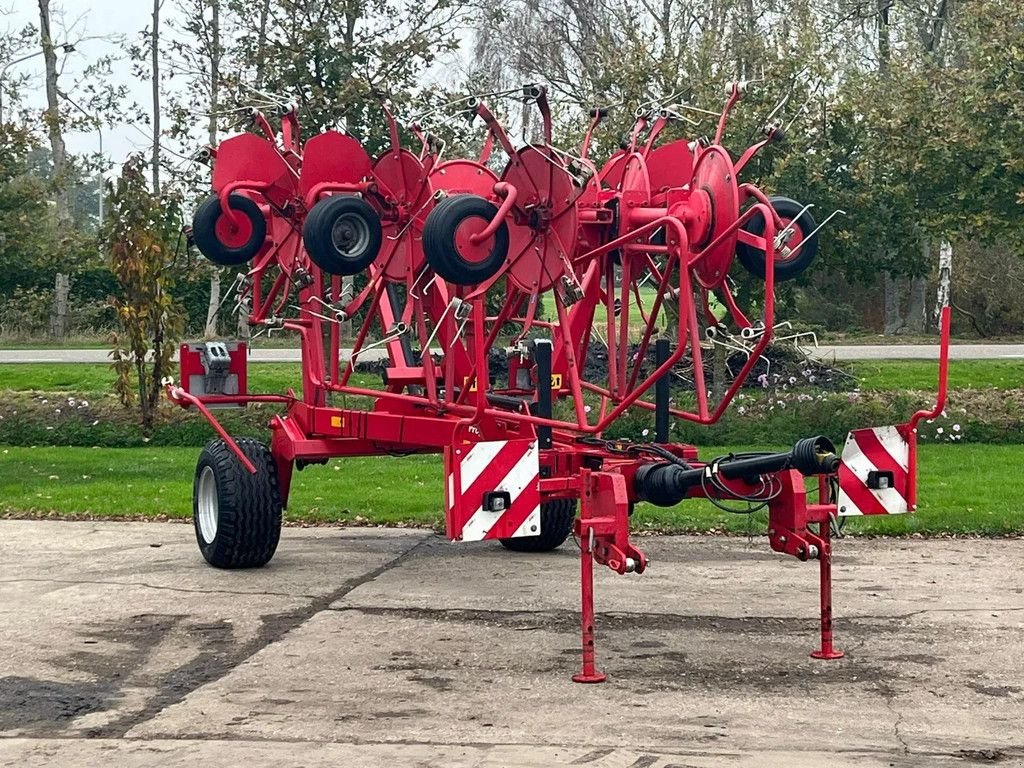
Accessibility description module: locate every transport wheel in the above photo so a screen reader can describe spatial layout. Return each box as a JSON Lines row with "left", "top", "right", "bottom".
{"left": 499, "top": 499, "right": 576, "bottom": 553}
{"left": 192, "top": 193, "right": 267, "bottom": 266}
{"left": 422, "top": 194, "right": 509, "bottom": 285}
{"left": 736, "top": 195, "right": 818, "bottom": 281}
{"left": 302, "top": 195, "right": 383, "bottom": 276}
{"left": 193, "top": 437, "right": 283, "bottom": 568}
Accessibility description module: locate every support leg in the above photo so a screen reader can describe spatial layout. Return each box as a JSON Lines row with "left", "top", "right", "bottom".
{"left": 573, "top": 534, "right": 607, "bottom": 683}
{"left": 810, "top": 518, "right": 844, "bottom": 660}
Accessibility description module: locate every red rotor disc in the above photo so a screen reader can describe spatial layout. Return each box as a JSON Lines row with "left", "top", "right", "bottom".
{"left": 690, "top": 146, "right": 739, "bottom": 289}
{"left": 429, "top": 159, "right": 498, "bottom": 197}
{"left": 598, "top": 151, "right": 627, "bottom": 189}
{"left": 500, "top": 146, "right": 580, "bottom": 293}
{"left": 372, "top": 149, "right": 433, "bottom": 282}
{"left": 646, "top": 139, "right": 695, "bottom": 196}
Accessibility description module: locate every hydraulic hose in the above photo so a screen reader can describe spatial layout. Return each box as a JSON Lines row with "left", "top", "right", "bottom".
{"left": 634, "top": 436, "right": 839, "bottom": 507}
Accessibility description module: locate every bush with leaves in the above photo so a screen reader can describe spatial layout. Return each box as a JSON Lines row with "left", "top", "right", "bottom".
{"left": 103, "top": 157, "right": 186, "bottom": 431}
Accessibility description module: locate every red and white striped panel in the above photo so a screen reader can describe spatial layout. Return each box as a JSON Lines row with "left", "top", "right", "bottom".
{"left": 837, "top": 426, "right": 911, "bottom": 516}
{"left": 444, "top": 439, "right": 542, "bottom": 542}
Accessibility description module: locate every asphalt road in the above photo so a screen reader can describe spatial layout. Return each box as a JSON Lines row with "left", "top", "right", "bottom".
{"left": 2, "top": 521, "right": 1022, "bottom": 766}
{"left": 2, "top": 343, "right": 1024, "bottom": 363}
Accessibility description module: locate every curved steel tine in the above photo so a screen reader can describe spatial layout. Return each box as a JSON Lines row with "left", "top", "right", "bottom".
{"left": 782, "top": 209, "right": 846, "bottom": 259}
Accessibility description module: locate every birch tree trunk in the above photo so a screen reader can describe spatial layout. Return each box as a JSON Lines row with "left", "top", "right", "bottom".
{"left": 933, "top": 240, "right": 953, "bottom": 328}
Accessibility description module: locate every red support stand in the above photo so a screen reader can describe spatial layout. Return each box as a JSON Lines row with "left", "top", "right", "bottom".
{"left": 573, "top": 532, "right": 607, "bottom": 684}
{"left": 810, "top": 518, "right": 844, "bottom": 660}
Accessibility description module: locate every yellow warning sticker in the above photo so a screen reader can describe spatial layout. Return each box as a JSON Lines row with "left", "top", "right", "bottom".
{"left": 551, "top": 373, "right": 563, "bottom": 389}
{"left": 330, "top": 415, "right": 343, "bottom": 429}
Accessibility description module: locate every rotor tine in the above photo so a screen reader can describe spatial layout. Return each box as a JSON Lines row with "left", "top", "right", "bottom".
{"left": 783, "top": 209, "right": 846, "bottom": 259}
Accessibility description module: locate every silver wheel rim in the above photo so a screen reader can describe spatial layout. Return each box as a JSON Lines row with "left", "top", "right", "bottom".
{"left": 332, "top": 211, "right": 371, "bottom": 257}
{"left": 197, "top": 465, "right": 219, "bottom": 544}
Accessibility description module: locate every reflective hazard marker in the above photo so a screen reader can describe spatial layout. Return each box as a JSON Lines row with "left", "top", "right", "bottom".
{"left": 837, "top": 426, "right": 911, "bottom": 516}
{"left": 444, "top": 439, "right": 542, "bottom": 541}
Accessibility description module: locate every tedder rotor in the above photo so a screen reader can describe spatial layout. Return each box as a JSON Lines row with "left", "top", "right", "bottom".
{"left": 172, "top": 83, "right": 951, "bottom": 683}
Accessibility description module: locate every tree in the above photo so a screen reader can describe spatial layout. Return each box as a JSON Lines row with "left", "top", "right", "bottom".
{"left": 105, "top": 156, "right": 184, "bottom": 431}
{"left": 151, "top": 0, "right": 162, "bottom": 194}
{"left": 37, "top": 0, "right": 73, "bottom": 338}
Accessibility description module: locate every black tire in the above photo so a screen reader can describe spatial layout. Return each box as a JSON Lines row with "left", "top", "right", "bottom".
{"left": 736, "top": 195, "right": 818, "bottom": 282}
{"left": 499, "top": 499, "right": 576, "bottom": 553}
{"left": 192, "top": 193, "right": 267, "bottom": 266}
{"left": 302, "top": 195, "right": 383, "bottom": 276}
{"left": 422, "top": 194, "right": 509, "bottom": 285}
{"left": 193, "top": 437, "right": 283, "bottom": 569}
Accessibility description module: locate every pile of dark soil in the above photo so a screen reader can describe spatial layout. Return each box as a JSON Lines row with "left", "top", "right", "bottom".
{"left": 353, "top": 340, "right": 853, "bottom": 393}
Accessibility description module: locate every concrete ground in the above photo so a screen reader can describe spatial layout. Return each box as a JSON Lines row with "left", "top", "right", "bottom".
{"left": 1, "top": 521, "right": 1022, "bottom": 767}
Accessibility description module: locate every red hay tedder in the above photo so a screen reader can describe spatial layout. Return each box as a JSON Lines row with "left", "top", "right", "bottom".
{"left": 171, "top": 83, "right": 951, "bottom": 683}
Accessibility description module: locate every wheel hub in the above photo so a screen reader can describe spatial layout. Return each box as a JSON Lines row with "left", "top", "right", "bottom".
{"left": 332, "top": 212, "right": 370, "bottom": 257}
{"left": 197, "top": 465, "right": 218, "bottom": 544}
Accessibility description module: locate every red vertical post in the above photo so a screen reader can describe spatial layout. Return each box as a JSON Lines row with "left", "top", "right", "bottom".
{"left": 810, "top": 517, "right": 844, "bottom": 660}
{"left": 573, "top": 531, "right": 607, "bottom": 683}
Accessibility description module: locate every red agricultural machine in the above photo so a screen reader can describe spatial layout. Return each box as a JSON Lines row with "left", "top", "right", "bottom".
{"left": 170, "top": 84, "right": 951, "bottom": 683}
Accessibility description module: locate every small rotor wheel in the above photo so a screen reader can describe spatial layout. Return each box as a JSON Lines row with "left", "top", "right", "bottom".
{"left": 192, "top": 193, "right": 267, "bottom": 266}
{"left": 422, "top": 194, "right": 509, "bottom": 285}
{"left": 302, "top": 195, "right": 383, "bottom": 276}
{"left": 736, "top": 196, "right": 819, "bottom": 282}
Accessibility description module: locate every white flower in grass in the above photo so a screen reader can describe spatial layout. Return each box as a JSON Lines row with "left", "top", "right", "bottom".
{"left": 642, "top": 429, "right": 650, "bottom": 437}
{"left": 936, "top": 427, "right": 944, "bottom": 435}
{"left": 952, "top": 424, "right": 961, "bottom": 432}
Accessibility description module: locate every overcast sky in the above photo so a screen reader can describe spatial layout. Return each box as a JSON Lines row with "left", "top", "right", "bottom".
{"left": 6, "top": 0, "right": 177, "bottom": 168}
{"left": 6, "top": 1, "right": 470, "bottom": 177}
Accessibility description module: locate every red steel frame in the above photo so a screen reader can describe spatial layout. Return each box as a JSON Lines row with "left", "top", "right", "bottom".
{"left": 170, "top": 86, "right": 952, "bottom": 682}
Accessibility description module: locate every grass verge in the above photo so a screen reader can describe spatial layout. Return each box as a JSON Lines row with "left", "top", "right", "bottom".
{"left": 848, "top": 359, "right": 1024, "bottom": 390}
{"left": 4, "top": 359, "right": 1023, "bottom": 397}
{"left": 0, "top": 362, "right": 379, "bottom": 396}
{"left": 2, "top": 443, "right": 1020, "bottom": 535}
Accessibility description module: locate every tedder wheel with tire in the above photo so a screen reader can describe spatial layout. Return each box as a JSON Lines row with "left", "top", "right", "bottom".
{"left": 499, "top": 499, "right": 577, "bottom": 553}
{"left": 302, "top": 195, "right": 383, "bottom": 276}
{"left": 193, "top": 437, "right": 283, "bottom": 569}
{"left": 422, "top": 194, "right": 509, "bottom": 285}
{"left": 736, "top": 195, "right": 819, "bottom": 282}
{"left": 191, "top": 193, "right": 268, "bottom": 266}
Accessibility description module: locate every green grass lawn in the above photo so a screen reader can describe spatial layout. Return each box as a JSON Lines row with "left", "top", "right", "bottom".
{"left": 2, "top": 443, "right": 1020, "bottom": 535}
{"left": 848, "top": 359, "right": 1024, "bottom": 391}
{"left": 0, "top": 363, "right": 380, "bottom": 396}
{"left": 4, "top": 359, "right": 1024, "bottom": 398}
